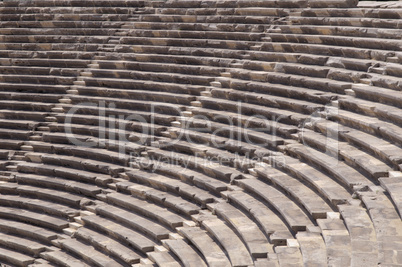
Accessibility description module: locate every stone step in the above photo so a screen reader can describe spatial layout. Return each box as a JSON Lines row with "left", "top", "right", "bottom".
{"left": 59, "top": 238, "right": 123, "bottom": 267}
{"left": 81, "top": 215, "right": 155, "bottom": 253}
{"left": 40, "top": 249, "right": 91, "bottom": 267}
{"left": 236, "top": 178, "right": 314, "bottom": 232}
{"left": 200, "top": 218, "right": 254, "bottom": 267}
{"left": 209, "top": 201, "right": 273, "bottom": 258}
{"left": 163, "top": 238, "right": 208, "bottom": 267}
{"left": 177, "top": 226, "right": 231, "bottom": 267}
{"left": 74, "top": 227, "right": 142, "bottom": 265}
{"left": 0, "top": 246, "right": 35, "bottom": 267}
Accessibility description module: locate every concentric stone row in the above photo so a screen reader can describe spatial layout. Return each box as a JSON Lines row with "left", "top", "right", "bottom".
{"left": 0, "top": 0, "right": 401, "bottom": 266}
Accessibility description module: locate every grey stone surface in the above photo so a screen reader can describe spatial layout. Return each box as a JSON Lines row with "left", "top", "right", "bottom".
{"left": 0, "top": 0, "right": 401, "bottom": 265}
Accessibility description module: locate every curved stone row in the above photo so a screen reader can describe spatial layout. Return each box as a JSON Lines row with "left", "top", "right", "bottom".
{"left": 0, "top": 0, "right": 401, "bottom": 266}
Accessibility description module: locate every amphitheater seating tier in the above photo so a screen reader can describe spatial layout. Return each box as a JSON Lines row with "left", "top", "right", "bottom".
{"left": 0, "top": 0, "right": 401, "bottom": 266}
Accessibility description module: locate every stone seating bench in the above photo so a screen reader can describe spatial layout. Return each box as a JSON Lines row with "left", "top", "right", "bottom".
{"left": 274, "top": 245, "right": 304, "bottom": 266}
{"left": 59, "top": 238, "right": 123, "bottom": 267}
{"left": 0, "top": 66, "right": 81, "bottom": 77}
{"left": 0, "top": 92, "right": 62, "bottom": 104}
{"left": 0, "top": 28, "right": 119, "bottom": 37}
{"left": 2, "top": 58, "right": 91, "bottom": 68}
{"left": 0, "top": 20, "right": 127, "bottom": 29}
{"left": 97, "top": 60, "right": 224, "bottom": 77}
{"left": 57, "top": 104, "right": 177, "bottom": 127}
{"left": 99, "top": 67, "right": 215, "bottom": 86}
{"left": 322, "top": 107, "right": 402, "bottom": 147}
{"left": 287, "top": 16, "right": 402, "bottom": 29}
{"left": 94, "top": 203, "right": 173, "bottom": 241}
{"left": 0, "top": 74, "right": 75, "bottom": 86}
{"left": 338, "top": 204, "right": 379, "bottom": 266}
{"left": 121, "top": 168, "right": 216, "bottom": 206}
{"left": 228, "top": 68, "right": 351, "bottom": 94}
{"left": 317, "top": 216, "right": 351, "bottom": 266}
{"left": 113, "top": 46, "right": 252, "bottom": 65}
{"left": 147, "top": 250, "right": 181, "bottom": 267}
{"left": 299, "top": 129, "right": 392, "bottom": 180}
{"left": 0, "top": 232, "right": 48, "bottom": 257}
{"left": 120, "top": 36, "right": 259, "bottom": 50}
{"left": 147, "top": 148, "right": 244, "bottom": 183}
{"left": 358, "top": 188, "right": 402, "bottom": 265}
{"left": 68, "top": 95, "right": 184, "bottom": 116}
{"left": 0, "top": 128, "right": 32, "bottom": 140}
{"left": 15, "top": 167, "right": 103, "bottom": 198}
{"left": 187, "top": 107, "right": 298, "bottom": 138}
{"left": 267, "top": 153, "right": 352, "bottom": 206}
{"left": 210, "top": 87, "right": 324, "bottom": 115}
{"left": 0, "top": 44, "right": 100, "bottom": 54}
{"left": 315, "top": 119, "right": 402, "bottom": 170}
{"left": 277, "top": 24, "right": 402, "bottom": 39}
{"left": 351, "top": 84, "right": 402, "bottom": 109}
{"left": 197, "top": 217, "right": 254, "bottom": 267}
{"left": 177, "top": 226, "right": 231, "bottom": 267}
{"left": 0, "top": 246, "right": 35, "bottom": 267}
{"left": 84, "top": 70, "right": 215, "bottom": 88}
{"left": 0, "top": 181, "right": 84, "bottom": 208}
{"left": 379, "top": 177, "right": 402, "bottom": 219}
{"left": 27, "top": 152, "right": 121, "bottom": 177}
{"left": 0, "top": 34, "right": 112, "bottom": 45}
{"left": 0, "top": 193, "right": 79, "bottom": 220}
{"left": 27, "top": 141, "right": 132, "bottom": 169}
{"left": 236, "top": 177, "right": 314, "bottom": 232}
{"left": 127, "top": 29, "right": 265, "bottom": 41}
{"left": 0, "top": 218, "right": 58, "bottom": 245}
{"left": 284, "top": 143, "right": 376, "bottom": 189}
{"left": 343, "top": 131, "right": 402, "bottom": 171}
{"left": 41, "top": 131, "right": 146, "bottom": 156}
{"left": 0, "top": 82, "right": 68, "bottom": 94}
{"left": 338, "top": 97, "right": 402, "bottom": 130}
{"left": 0, "top": 7, "right": 137, "bottom": 15}
{"left": 157, "top": 138, "right": 252, "bottom": 170}
{"left": 127, "top": 159, "right": 228, "bottom": 195}
{"left": 216, "top": 76, "right": 336, "bottom": 105}
{"left": 163, "top": 238, "right": 209, "bottom": 267}
{"left": 159, "top": 0, "right": 308, "bottom": 8}
{"left": 132, "top": 21, "right": 267, "bottom": 32}
{"left": 81, "top": 215, "right": 156, "bottom": 253}
{"left": 296, "top": 231, "right": 328, "bottom": 267}
{"left": 0, "top": 13, "right": 132, "bottom": 22}
{"left": 47, "top": 121, "right": 162, "bottom": 148}
{"left": 117, "top": 182, "right": 203, "bottom": 215}
{"left": 167, "top": 124, "right": 282, "bottom": 160}
{"left": 0, "top": 139, "right": 24, "bottom": 150}
{"left": 0, "top": 149, "right": 9, "bottom": 160}
{"left": 264, "top": 42, "right": 396, "bottom": 62}
{"left": 156, "top": 7, "right": 286, "bottom": 17}
{"left": 138, "top": 14, "right": 275, "bottom": 24}
{"left": 110, "top": 51, "right": 240, "bottom": 68}
{"left": 74, "top": 227, "right": 142, "bottom": 265}
{"left": 40, "top": 249, "right": 91, "bottom": 267}
{"left": 197, "top": 96, "right": 308, "bottom": 126}
{"left": 253, "top": 163, "right": 333, "bottom": 219}
{"left": 0, "top": 205, "right": 69, "bottom": 232}
{"left": 209, "top": 201, "right": 273, "bottom": 258}
{"left": 74, "top": 78, "right": 206, "bottom": 96}
{"left": 268, "top": 33, "right": 402, "bottom": 52}
{"left": 301, "top": 7, "right": 402, "bottom": 19}
{"left": 3, "top": 0, "right": 146, "bottom": 7}
{"left": 225, "top": 190, "right": 293, "bottom": 245}
{"left": 20, "top": 157, "right": 113, "bottom": 186}
{"left": 105, "top": 192, "right": 187, "bottom": 229}
{"left": 0, "top": 109, "right": 49, "bottom": 122}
